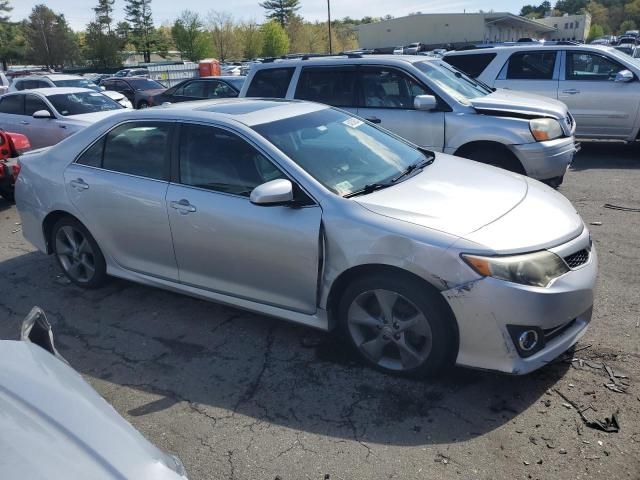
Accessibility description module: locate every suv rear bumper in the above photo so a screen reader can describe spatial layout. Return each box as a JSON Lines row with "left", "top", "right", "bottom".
{"left": 510, "top": 136, "right": 578, "bottom": 181}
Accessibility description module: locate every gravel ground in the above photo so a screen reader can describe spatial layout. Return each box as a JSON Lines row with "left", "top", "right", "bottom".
{"left": 0, "top": 142, "right": 638, "bottom": 480}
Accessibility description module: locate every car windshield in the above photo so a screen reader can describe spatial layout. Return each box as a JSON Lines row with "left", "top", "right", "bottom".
{"left": 128, "top": 78, "right": 163, "bottom": 90}
{"left": 415, "top": 60, "right": 492, "bottom": 104}
{"left": 53, "top": 78, "right": 99, "bottom": 90}
{"left": 47, "top": 92, "right": 122, "bottom": 116}
{"left": 253, "top": 108, "right": 431, "bottom": 197}
{"left": 227, "top": 77, "right": 246, "bottom": 90}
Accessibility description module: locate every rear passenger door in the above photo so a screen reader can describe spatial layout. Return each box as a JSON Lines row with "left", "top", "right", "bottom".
{"left": 0, "top": 95, "right": 28, "bottom": 138}
{"left": 494, "top": 50, "right": 559, "bottom": 99}
{"left": 294, "top": 66, "right": 358, "bottom": 116}
{"left": 357, "top": 66, "right": 445, "bottom": 151}
{"left": 64, "top": 121, "right": 179, "bottom": 280}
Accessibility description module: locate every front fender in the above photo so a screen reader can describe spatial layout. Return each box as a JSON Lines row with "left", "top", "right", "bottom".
{"left": 444, "top": 113, "right": 534, "bottom": 154}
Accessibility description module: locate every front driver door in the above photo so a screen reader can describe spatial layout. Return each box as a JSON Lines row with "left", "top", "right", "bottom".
{"left": 357, "top": 66, "right": 445, "bottom": 151}
{"left": 64, "top": 121, "right": 179, "bottom": 280}
{"left": 24, "top": 94, "right": 67, "bottom": 148}
{"left": 166, "top": 122, "right": 322, "bottom": 314}
{"left": 559, "top": 50, "right": 640, "bottom": 139}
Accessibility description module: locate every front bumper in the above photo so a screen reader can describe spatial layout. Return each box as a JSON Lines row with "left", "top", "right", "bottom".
{"left": 443, "top": 232, "right": 597, "bottom": 375}
{"left": 510, "top": 136, "right": 578, "bottom": 181}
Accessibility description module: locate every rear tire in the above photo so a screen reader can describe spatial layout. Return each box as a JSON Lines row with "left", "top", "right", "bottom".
{"left": 137, "top": 101, "right": 149, "bottom": 109}
{"left": 52, "top": 217, "right": 108, "bottom": 289}
{"left": 462, "top": 145, "right": 525, "bottom": 175}
{"left": 338, "top": 272, "right": 456, "bottom": 377}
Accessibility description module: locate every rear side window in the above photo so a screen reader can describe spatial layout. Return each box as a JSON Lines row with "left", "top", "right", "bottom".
{"left": 102, "top": 122, "right": 172, "bottom": 180}
{"left": 295, "top": 67, "right": 357, "bottom": 107}
{"left": 0, "top": 95, "right": 24, "bottom": 115}
{"left": 246, "top": 68, "right": 295, "bottom": 98}
{"left": 444, "top": 53, "right": 496, "bottom": 78}
{"left": 506, "top": 51, "right": 557, "bottom": 80}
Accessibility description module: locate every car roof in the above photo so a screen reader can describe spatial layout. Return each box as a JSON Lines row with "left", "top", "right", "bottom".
{"left": 10, "top": 87, "right": 99, "bottom": 96}
{"left": 126, "top": 98, "right": 331, "bottom": 127}
{"left": 252, "top": 54, "right": 435, "bottom": 68}
{"left": 445, "top": 44, "right": 616, "bottom": 56}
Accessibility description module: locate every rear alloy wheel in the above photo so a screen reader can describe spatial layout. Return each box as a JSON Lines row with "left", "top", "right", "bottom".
{"left": 52, "top": 218, "right": 107, "bottom": 288}
{"left": 138, "top": 101, "right": 149, "bottom": 109}
{"left": 339, "top": 274, "right": 455, "bottom": 376}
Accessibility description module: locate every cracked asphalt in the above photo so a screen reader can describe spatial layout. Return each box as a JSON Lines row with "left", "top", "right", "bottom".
{"left": 0, "top": 142, "right": 639, "bottom": 480}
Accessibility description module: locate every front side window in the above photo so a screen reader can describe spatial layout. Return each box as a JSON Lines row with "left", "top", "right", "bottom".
{"left": 179, "top": 123, "right": 284, "bottom": 196}
{"left": 246, "top": 68, "right": 295, "bottom": 98}
{"left": 506, "top": 51, "right": 557, "bottom": 80}
{"left": 295, "top": 67, "right": 357, "bottom": 107}
{"left": 566, "top": 52, "right": 626, "bottom": 81}
{"left": 443, "top": 53, "right": 497, "bottom": 78}
{"left": 181, "top": 81, "right": 207, "bottom": 98}
{"left": 208, "top": 81, "right": 237, "bottom": 98}
{"left": 47, "top": 92, "right": 122, "bottom": 116}
{"left": 253, "top": 108, "right": 428, "bottom": 197}
{"left": 25, "top": 95, "right": 51, "bottom": 116}
{"left": 360, "top": 67, "right": 428, "bottom": 109}
{"left": 0, "top": 95, "right": 24, "bottom": 115}
{"left": 102, "top": 122, "right": 172, "bottom": 180}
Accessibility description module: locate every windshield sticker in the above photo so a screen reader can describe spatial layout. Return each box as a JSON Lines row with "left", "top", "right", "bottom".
{"left": 343, "top": 117, "right": 363, "bottom": 129}
{"left": 334, "top": 180, "right": 353, "bottom": 195}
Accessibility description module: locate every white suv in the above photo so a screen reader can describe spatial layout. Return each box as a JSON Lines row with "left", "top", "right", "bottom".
{"left": 240, "top": 55, "right": 578, "bottom": 186}
{"left": 444, "top": 45, "right": 640, "bottom": 142}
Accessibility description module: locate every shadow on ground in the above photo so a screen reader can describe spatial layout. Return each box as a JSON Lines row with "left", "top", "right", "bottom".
{"left": 571, "top": 141, "right": 640, "bottom": 171}
{"left": 0, "top": 251, "right": 571, "bottom": 447}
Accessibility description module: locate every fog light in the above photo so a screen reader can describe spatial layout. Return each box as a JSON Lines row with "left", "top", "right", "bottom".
{"left": 518, "top": 330, "right": 539, "bottom": 352}
{"left": 506, "top": 325, "right": 545, "bottom": 358}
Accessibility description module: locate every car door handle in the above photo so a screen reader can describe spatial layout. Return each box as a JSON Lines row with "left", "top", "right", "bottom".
{"left": 365, "top": 117, "right": 382, "bottom": 124}
{"left": 20, "top": 121, "right": 29, "bottom": 125}
{"left": 170, "top": 199, "right": 196, "bottom": 213}
{"left": 561, "top": 89, "right": 580, "bottom": 95}
{"left": 70, "top": 178, "right": 89, "bottom": 191}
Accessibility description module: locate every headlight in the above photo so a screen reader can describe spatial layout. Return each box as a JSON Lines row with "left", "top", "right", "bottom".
{"left": 461, "top": 250, "right": 569, "bottom": 287}
{"left": 529, "top": 118, "right": 563, "bottom": 141}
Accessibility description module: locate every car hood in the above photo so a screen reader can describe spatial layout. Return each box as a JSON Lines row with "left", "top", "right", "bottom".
{"left": 64, "top": 110, "right": 124, "bottom": 125}
{"left": 0, "top": 341, "right": 187, "bottom": 479}
{"left": 470, "top": 89, "right": 569, "bottom": 121}
{"left": 354, "top": 153, "right": 582, "bottom": 252}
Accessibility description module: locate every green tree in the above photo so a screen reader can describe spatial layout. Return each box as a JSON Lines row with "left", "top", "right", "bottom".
{"left": 259, "top": 0, "right": 300, "bottom": 28}
{"left": 208, "top": 11, "right": 237, "bottom": 61}
{"left": 0, "top": 21, "right": 27, "bottom": 69}
{"left": 520, "top": 1, "right": 552, "bottom": 18}
{"left": 587, "top": 23, "right": 605, "bottom": 41}
{"left": 94, "top": 0, "right": 114, "bottom": 32}
{"left": 261, "top": 19, "right": 289, "bottom": 57}
{"left": 0, "top": 0, "right": 11, "bottom": 21}
{"left": 238, "top": 20, "right": 263, "bottom": 59}
{"left": 172, "top": 10, "right": 210, "bottom": 61}
{"left": 24, "top": 5, "right": 79, "bottom": 68}
{"left": 619, "top": 19, "right": 638, "bottom": 33}
{"left": 84, "top": 0, "right": 122, "bottom": 68}
{"left": 124, "top": 0, "right": 154, "bottom": 63}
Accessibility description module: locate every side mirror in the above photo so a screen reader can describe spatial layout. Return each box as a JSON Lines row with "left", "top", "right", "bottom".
{"left": 615, "top": 69, "right": 634, "bottom": 83}
{"left": 33, "top": 110, "right": 52, "bottom": 119}
{"left": 414, "top": 94, "right": 438, "bottom": 111}
{"left": 100, "top": 85, "right": 106, "bottom": 90}
{"left": 250, "top": 179, "right": 293, "bottom": 206}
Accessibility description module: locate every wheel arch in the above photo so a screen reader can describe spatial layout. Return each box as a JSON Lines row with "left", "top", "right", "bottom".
{"left": 454, "top": 140, "right": 526, "bottom": 174}
{"left": 42, "top": 210, "right": 83, "bottom": 254}
{"left": 326, "top": 264, "right": 460, "bottom": 351}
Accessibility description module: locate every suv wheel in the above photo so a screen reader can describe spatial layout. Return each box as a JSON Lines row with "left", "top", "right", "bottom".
{"left": 463, "top": 145, "right": 525, "bottom": 175}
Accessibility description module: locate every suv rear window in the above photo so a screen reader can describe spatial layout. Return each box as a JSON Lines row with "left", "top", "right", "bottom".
{"left": 443, "top": 53, "right": 496, "bottom": 78}
{"left": 506, "top": 51, "right": 557, "bottom": 80}
{"left": 295, "top": 67, "right": 357, "bottom": 107}
{"left": 246, "top": 68, "right": 295, "bottom": 98}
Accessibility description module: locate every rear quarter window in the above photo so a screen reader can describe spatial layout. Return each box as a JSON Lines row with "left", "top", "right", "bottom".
{"left": 246, "top": 67, "right": 295, "bottom": 98}
{"left": 443, "top": 53, "right": 497, "bottom": 78}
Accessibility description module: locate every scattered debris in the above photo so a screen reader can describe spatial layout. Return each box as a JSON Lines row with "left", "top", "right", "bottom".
{"left": 434, "top": 453, "right": 450, "bottom": 464}
{"left": 554, "top": 389, "right": 620, "bottom": 433}
{"left": 598, "top": 441, "right": 603, "bottom": 447}
{"left": 589, "top": 221, "right": 602, "bottom": 226}
{"left": 529, "top": 436, "right": 538, "bottom": 446}
{"left": 300, "top": 334, "right": 325, "bottom": 348}
{"left": 603, "top": 203, "right": 640, "bottom": 213}
{"left": 523, "top": 460, "right": 530, "bottom": 466}
{"left": 55, "top": 275, "right": 71, "bottom": 285}
{"left": 536, "top": 459, "right": 543, "bottom": 465}
{"left": 562, "top": 402, "right": 573, "bottom": 409}
{"left": 559, "top": 448, "right": 567, "bottom": 454}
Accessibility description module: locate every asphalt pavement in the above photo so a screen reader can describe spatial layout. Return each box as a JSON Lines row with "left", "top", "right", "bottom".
{"left": 0, "top": 142, "right": 638, "bottom": 480}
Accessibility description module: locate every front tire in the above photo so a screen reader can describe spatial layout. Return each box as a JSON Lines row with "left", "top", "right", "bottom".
{"left": 463, "top": 145, "right": 525, "bottom": 175}
{"left": 338, "top": 273, "right": 456, "bottom": 377}
{"left": 137, "top": 101, "right": 149, "bottom": 109}
{"left": 52, "top": 217, "right": 107, "bottom": 288}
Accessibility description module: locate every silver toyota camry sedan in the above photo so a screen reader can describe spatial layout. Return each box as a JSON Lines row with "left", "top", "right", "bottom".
{"left": 15, "top": 99, "right": 597, "bottom": 376}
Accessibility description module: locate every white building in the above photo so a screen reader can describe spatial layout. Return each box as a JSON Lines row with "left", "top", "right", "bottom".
{"left": 537, "top": 13, "right": 591, "bottom": 42}
{"left": 356, "top": 13, "right": 556, "bottom": 50}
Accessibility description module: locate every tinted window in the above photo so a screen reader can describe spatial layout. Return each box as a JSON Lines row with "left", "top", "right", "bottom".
{"left": 566, "top": 52, "right": 626, "bottom": 81}
{"left": 25, "top": 95, "right": 51, "bottom": 116}
{"left": 48, "top": 92, "right": 122, "bottom": 116}
{"left": 208, "top": 81, "right": 237, "bottom": 98}
{"left": 295, "top": 67, "right": 357, "bottom": 107}
{"left": 103, "top": 122, "right": 171, "bottom": 180}
{"left": 506, "top": 51, "right": 557, "bottom": 80}
{"left": 444, "top": 53, "right": 497, "bottom": 78}
{"left": 179, "top": 123, "right": 284, "bottom": 196}
{"left": 76, "top": 138, "right": 104, "bottom": 168}
{"left": 127, "top": 78, "right": 163, "bottom": 90}
{"left": 246, "top": 68, "right": 295, "bottom": 98}
{"left": 180, "top": 81, "right": 207, "bottom": 97}
{"left": 0, "top": 95, "right": 24, "bottom": 115}
{"left": 360, "top": 67, "right": 429, "bottom": 109}
{"left": 53, "top": 78, "right": 96, "bottom": 89}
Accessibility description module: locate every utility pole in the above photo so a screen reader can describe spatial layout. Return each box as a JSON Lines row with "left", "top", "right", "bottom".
{"left": 327, "top": 0, "right": 332, "bottom": 54}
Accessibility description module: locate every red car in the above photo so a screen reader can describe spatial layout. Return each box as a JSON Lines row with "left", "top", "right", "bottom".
{"left": 0, "top": 130, "right": 31, "bottom": 202}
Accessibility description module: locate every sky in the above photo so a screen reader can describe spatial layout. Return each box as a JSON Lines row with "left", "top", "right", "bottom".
{"left": 11, "top": 0, "right": 531, "bottom": 31}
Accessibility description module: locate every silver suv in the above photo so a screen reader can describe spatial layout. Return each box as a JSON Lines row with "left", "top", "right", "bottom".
{"left": 240, "top": 55, "right": 578, "bottom": 186}
{"left": 444, "top": 45, "right": 640, "bottom": 142}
